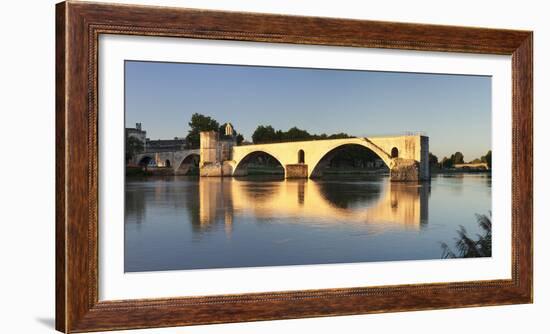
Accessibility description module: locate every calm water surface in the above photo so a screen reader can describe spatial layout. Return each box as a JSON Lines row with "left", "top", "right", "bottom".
{"left": 125, "top": 174, "right": 491, "bottom": 272}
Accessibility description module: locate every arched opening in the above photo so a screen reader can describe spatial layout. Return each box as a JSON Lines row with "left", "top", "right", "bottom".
{"left": 391, "top": 147, "right": 399, "bottom": 158}
{"left": 233, "top": 151, "right": 284, "bottom": 178}
{"left": 298, "top": 149, "right": 305, "bottom": 164}
{"left": 176, "top": 154, "right": 200, "bottom": 175}
{"left": 138, "top": 156, "right": 154, "bottom": 168}
{"left": 165, "top": 159, "right": 171, "bottom": 168}
{"left": 310, "top": 144, "right": 389, "bottom": 178}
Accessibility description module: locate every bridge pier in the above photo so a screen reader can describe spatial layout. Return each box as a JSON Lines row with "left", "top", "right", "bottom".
{"left": 390, "top": 159, "right": 423, "bottom": 182}
{"left": 285, "top": 164, "right": 308, "bottom": 179}
{"left": 388, "top": 136, "right": 430, "bottom": 182}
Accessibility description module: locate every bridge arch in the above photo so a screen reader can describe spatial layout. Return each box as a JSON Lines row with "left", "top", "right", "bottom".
{"left": 228, "top": 136, "right": 428, "bottom": 180}
{"left": 138, "top": 155, "right": 155, "bottom": 167}
{"left": 233, "top": 150, "right": 285, "bottom": 177}
{"left": 309, "top": 141, "right": 393, "bottom": 178}
{"left": 176, "top": 153, "right": 200, "bottom": 175}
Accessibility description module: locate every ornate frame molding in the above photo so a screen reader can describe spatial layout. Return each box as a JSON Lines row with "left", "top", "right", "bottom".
{"left": 56, "top": 1, "right": 532, "bottom": 332}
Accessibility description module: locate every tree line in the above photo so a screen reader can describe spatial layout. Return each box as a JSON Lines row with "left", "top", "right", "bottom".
{"left": 186, "top": 114, "right": 352, "bottom": 145}
{"left": 251, "top": 125, "right": 351, "bottom": 144}
{"left": 429, "top": 150, "right": 492, "bottom": 169}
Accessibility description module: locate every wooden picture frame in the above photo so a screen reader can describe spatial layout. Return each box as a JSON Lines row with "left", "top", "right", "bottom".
{"left": 56, "top": 1, "right": 532, "bottom": 332}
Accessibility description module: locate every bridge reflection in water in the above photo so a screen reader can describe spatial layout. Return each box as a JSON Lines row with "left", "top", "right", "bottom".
{"left": 195, "top": 177, "right": 429, "bottom": 235}
{"left": 125, "top": 174, "right": 492, "bottom": 272}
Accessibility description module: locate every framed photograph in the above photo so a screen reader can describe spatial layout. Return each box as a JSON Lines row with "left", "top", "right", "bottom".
{"left": 56, "top": 1, "right": 532, "bottom": 332}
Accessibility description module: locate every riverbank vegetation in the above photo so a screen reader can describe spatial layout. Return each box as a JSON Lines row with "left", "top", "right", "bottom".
{"left": 125, "top": 136, "right": 144, "bottom": 164}
{"left": 430, "top": 150, "right": 492, "bottom": 173}
{"left": 440, "top": 213, "right": 492, "bottom": 258}
{"left": 126, "top": 166, "right": 152, "bottom": 177}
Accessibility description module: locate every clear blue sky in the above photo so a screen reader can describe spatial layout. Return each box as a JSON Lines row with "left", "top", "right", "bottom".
{"left": 125, "top": 61, "right": 491, "bottom": 161}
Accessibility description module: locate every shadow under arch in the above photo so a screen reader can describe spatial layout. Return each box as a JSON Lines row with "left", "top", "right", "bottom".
{"left": 233, "top": 150, "right": 285, "bottom": 177}
{"left": 176, "top": 153, "right": 200, "bottom": 175}
{"left": 310, "top": 143, "right": 390, "bottom": 178}
{"left": 138, "top": 155, "right": 154, "bottom": 167}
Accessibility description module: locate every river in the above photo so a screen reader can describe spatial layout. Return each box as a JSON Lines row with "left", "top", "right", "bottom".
{"left": 124, "top": 174, "right": 491, "bottom": 272}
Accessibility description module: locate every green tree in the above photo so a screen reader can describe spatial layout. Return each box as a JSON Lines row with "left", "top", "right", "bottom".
{"left": 284, "top": 127, "right": 311, "bottom": 141}
{"left": 428, "top": 152, "right": 438, "bottom": 166}
{"left": 481, "top": 150, "right": 492, "bottom": 168}
{"left": 252, "top": 125, "right": 351, "bottom": 144}
{"left": 236, "top": 134, "right": 244, "bottom": 145}
{"left": 327, "top": 132, "right": 351, "bottom": 139}
{"left": 252, "top": 125, "right": 277, "bottom": 144}
{"left": 440, "top": 156, "right": 453, "bottom": 169}
{"left": 316, "top": 133, "right": 328, "bottom": 140}
{"left": 125, "top": 136, "right": 144, "bottom": 163}
{"left": 186, "top": 113, "right": 220, "bottom": 148}
{"left": 450, "top": 151, "right": 464, "bottom": 165}
{"left": 275, "top": 129, "right": 284, "bottom": 142}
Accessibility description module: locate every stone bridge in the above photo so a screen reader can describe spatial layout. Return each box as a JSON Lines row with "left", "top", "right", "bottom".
{"left": 200, "top": 132, "right": 429, "bottom": 181}
{"left": 133, "top": 133, "right": 429, "bottom": 181}
{"left": 135, "top": 149, "right": 200, "bottom": 175}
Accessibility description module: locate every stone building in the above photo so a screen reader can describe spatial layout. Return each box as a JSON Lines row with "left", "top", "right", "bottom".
{"left": 199, "top": 127, "right": 238, "bottom": 176}
{"left": 125, "top": 123, "right": 146, "bottom": 150}
{"left": 224, "top": 123, "right": 234, "bottom": 137}
{"left": 145, "top": 138, "right": 187, "bottom": 152}
{"left": 125, "top": 122, "right": 190, "bottom": 153}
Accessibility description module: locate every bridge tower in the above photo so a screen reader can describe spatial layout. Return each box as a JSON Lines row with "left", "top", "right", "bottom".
{"left": 199, "top": 131, "right": 218, "bottom": 168}
{"left": 388, "top": 135, "right": 430, "bottom": 181}
{"left": 199, "top": 130, "right": 236, "bottom": 177}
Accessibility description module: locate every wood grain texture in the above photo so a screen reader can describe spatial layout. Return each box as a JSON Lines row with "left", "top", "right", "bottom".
{"left": 55, "top": 2, "right": 67, "bottom": 332}
{"left": 55, "top": 1, "right": 533, "bottom": 332}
